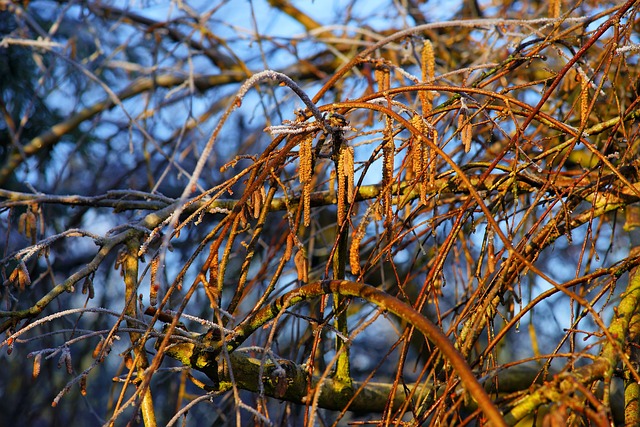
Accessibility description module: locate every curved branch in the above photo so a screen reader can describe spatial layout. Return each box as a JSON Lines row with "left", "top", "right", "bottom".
{"left": 223, "top": 279, "right": 507, "bottom": 426}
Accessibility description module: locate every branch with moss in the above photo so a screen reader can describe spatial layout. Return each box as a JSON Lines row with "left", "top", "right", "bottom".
{"left": 216, "top": 350, "right": 546, "bottom": 415}
{"left": 159, "top": 279, "right": 507, "bottom": 426}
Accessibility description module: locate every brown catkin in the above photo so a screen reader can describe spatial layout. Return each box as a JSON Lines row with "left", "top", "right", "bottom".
{"left": 375, "top": 65, "right": 390, "bottom": 91}
{"left": 383, "top": 137, "right": 394, "bottom": 186}
{"left": 251, "top": 188, "right": 262, "bottom": 219}
{"left": 92, "top": 337, "right": 105, "bottom": 359}
{"left": 294, "top": 248, "right": 308, "bottom": 283}
{"left": 64, "top": 352, "right": 73, "bottom": 375}
{"left": 203, "top": 252, "right": 219, "bottom": 306}
{"left": 329, "top": 169, "right": 336, "bottom": 200}
{"left": 80, "top": 375, "right": 87, "bottom": 396}
{"left": 458, "top": 111, "right": 472, "bottom": 153}
{"left": 284, "top": 232, "right": 294, "bottom": 262}
{"left": 10, "top": 261, "right": 30, "bottom": 291}
{"left": 32, "top": 352, "right": 42, "bottom": 380}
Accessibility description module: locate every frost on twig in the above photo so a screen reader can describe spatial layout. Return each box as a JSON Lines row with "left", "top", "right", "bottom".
{"left": 235, "top": 70, "right": 326, "bottom": 128}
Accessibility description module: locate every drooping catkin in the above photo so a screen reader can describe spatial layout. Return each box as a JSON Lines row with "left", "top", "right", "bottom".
{"left": 549, "top": 0, "right": 561, "bottom": 18}
{"left": 379, "top": 60, "right": 394, "bottom": 231}
{"left": 410, "top": 115, "right": 425, "bottom": 178}
{"left": 149, "top": 255, "right": 160, "bottom": 306}
{"left": 420, "top": 39, "right": 435, "bottom": 114}
{"left": 458, "top": 110, "right": 472, "bottom": 153}
{"left": 204, "top": 252, "right": 219, "bottom": 307}
{"left": 80, "top": 375, "right": 87, "bottom": 396}
{"left": 349, "top": 212, "right": 371, "bottom": 277}
{"left": 18, "top": 205, "right": 37, "bottom": 242}
{"left": 92, "top": 337, "right": 105, "bottom": 359}
{"left": 410, "top": 115, "right": 434, "bottom": 205}
{"left": 299, "top": 134, "right": 313, "bottom": 183}
{"left": 375, "top": 64, "right": 390, "bottom": 91}
{"left": 329, "top": 168, "right": 336, "bottom": 200}
{"left": 9, "top": 260, "right": 31, "bottom": 291}
{"left": 32, "top": 352, "right": 42, "bottom": 380}
{"left": 382, "top": 135, "right": 394, "bottom": 225}
{"left": 337, "top": 146, "right": 347, "bottom": 225}
{"left": 284, "top": 232, "right": 294, "bottom": 262}
{"left": 299, "top": 134, "right": 313, "bottom": 226}
{"left": 343, "top": 146, "right": 355, "bottom": 203}
{"left": 580, "top": 74, "right": 589, "bottom": 128}
{"left": 294, "top": 248, "right": 308, "bottom": 283}
{"left": 251, "top": 187, "right": 265, "bottom": 219}
{"left": 427, "top": 126, "right": 437, "bottom": 187}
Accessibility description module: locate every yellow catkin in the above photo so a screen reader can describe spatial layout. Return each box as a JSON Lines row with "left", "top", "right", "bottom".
{"left": 420, "top": 40, "right": 435, "bottom": 114}
{"left": 343, "top": 146, "right": 355, "bottom": 203}
{"left": 303, "top": 181, "right": 311, "bottom": 227}
{"left": 374, "top": 67, "right": 384, "bottom": 90}
{"left": 410, "top": 115, "right": 433, "bottom": 205}
{"left": 349, "top": 215, "right": 369, "bottom": 277}
{"left": 375, "top": 64, "right": 390, "bottom": 92}
{"left": 428, "top": 128, "right": 438, "bottom": 190}
{"left": 382, "top": 136, "right": 394, "bottom": 233}
{"left": 410, "top": 115, "right": 425, "bottom": 179}
{"left": 580, "top": 74, "right": 589, "bottom": 128}
{"left": 549, "top": 0, "right": 561, "bottom": 18}
{"left": 337, "top": 147, "right": 346, "bottom": 225}
{"left": 150, "top": 255, "right": 160, "bottom": 306}
{"left": 209, "top": 252, "right": 218, "bottom": 284}
{"left": 299, "top": 135, "right": 312, "bottom": 183}
{"left": 299, "top": 134, "right": 313, "bottom": 226}
{"left": 420, "top": 141, "right": 429, "bottom": 204}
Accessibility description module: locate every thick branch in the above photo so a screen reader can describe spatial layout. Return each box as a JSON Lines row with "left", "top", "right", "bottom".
{"left": 218, "top": 351, "right": 547, "bottom": 414}
{"left": 162, "top": 280, "right": 507, "bottom": 426}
